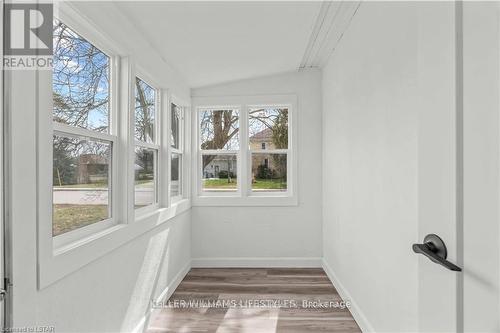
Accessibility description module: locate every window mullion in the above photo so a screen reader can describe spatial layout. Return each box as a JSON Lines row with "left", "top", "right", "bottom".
{"left": 110, "top": 56, "right": 121, "bottom": 224}
{"left": 240, "top": 105, "right": 249, "bottom": 197}
{"left": 163, "top": 90, "right": 171, "bottom": 207}
{"left": 124, "top": 57, "right": 135, "bottom": 224}
{"left": 156, "top": 89, "right": 163, "bottom": 207}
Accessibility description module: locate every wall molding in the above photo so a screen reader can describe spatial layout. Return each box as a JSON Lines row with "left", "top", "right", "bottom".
{"left": 322, "top": 258, "right": 376, "bottom": 333}
{"left": 132, "top": 261, "right": 191, "bottom": 333}
{"left": 299, "top": 1, "right": 361, "bottom": 69}
{"left": 191, "top": 257, "right": 322, "bottom": 268}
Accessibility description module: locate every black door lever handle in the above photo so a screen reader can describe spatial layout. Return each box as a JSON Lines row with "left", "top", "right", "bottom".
{"left": 413, "top": 234, "right": 461, "bottom": 271}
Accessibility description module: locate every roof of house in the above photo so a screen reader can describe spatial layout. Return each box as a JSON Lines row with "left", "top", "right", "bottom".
{"left": 250, "top": 127, "right": 273, "bottom": 140}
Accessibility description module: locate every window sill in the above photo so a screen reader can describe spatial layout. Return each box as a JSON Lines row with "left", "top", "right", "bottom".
{"left": 192, "top": 195, "right": 298, "bottom": 207}
{"left": 39, "top": 199, "right": 191, "bottom": 289}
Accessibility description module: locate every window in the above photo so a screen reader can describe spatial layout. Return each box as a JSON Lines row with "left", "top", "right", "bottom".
{"left": 41, "top": 7, "right": 194, "bottom": 287}
{"left": 52, "top": 19, "right": 114, "bottom": 236}
{"left": 194, "top": 99, "right": 295, "bottom": 205}
{"left": 134, "top": 77, "right": 158, "bottom": 209}
{"left": 199, "top": 109, "right": 239, "bottom": 192}
{"left": 249, "top": 107, "right": 288, "bottom": 192}
{"left": 170, "top": 103, "right": 184, "bottom": 200}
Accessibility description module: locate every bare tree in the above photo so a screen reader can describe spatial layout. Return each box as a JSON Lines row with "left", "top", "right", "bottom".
{"left": 135, "top": 78, "right": 155, "bottom": 142}
{"left": 249, "top": 108, "right": 288, "bottom": 149}
{"left": 53, "top": 20, "right": 110, "bottom": 132}
{"left": 200, "top": 110, "right": 239, "bottom": 169}
{"left": 52, "top": 20, "right": 110, "bottom": 186}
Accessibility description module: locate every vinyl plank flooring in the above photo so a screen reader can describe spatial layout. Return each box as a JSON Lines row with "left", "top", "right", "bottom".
{"left": 146, "top": 268, "right": 361, "bottom": 333}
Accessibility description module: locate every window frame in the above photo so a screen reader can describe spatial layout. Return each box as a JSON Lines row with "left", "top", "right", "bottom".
{"left": 169, "top": 97, "right": 186, "bottom": 203}
{"left": 192, "top": 94, "right": 298, "bottom": 206}
{"left": 197, "top": 106, "right": 242, "bottom": 197}
{"left": 133, "top": 73, "right": 161, "bottom": 216}
{"left": 247, "top": 104, "right": 291, "bottom": 197}
{"left": 51, "top": 15, "right": 122, "bottom": 248}
{"left": 36, "top": 2, "right": 192, "bottom": 289}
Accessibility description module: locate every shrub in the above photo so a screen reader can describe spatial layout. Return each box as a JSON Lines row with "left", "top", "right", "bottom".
{"left": 218, "top": 170, "right": 235, "bottom": 179}
{"left": 257, "top": 165, "right": 274, "bottom": 179}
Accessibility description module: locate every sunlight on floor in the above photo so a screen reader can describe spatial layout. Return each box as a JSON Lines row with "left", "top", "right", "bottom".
{"left": 216, "top": 308, "right": 279, "bottom": 333}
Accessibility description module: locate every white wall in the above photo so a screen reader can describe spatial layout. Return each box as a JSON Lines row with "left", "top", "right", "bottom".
{"left": 8, "top": 2, "right": 192, "bottom": 332}
{"left": 191, "top": 70, "right": 323, "bottom": 264}
{"left": 463, "top": 2, "right": 500, "bottom": 331}
{"left": 321, "top": 2, "right": 419, "bottom": 332}
{"left": 36, "top": 213, "right": 191, "bottom": 333}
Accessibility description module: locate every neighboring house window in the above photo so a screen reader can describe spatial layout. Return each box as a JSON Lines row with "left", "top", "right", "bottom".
{"left": 170, "top": 103, "right": 183, "bottom": 201}
{"left": 52, "top": 19, "right": 114, "bottom": 236}
{"left": 134, "top": 77, "right": 158, "bottom": 209}
{"left": 249, "top": 107, "right": 288, "bottom": 192}
{"left": 199, "top": 108, "right": 239, "bottom": 192}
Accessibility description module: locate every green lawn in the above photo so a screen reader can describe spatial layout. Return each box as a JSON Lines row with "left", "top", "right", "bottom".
{"left": 203, "top": 178, "right": 286, "bottom": 190}
{"left": 53, "top": 204, "right": 108, "bottom": 236}
{"left": 253, "top": 178, "right": 287, "bottom": 190}
{"left": 135, "top": 179, "right": 154, "bottom": 188}
{"left": 203, "top": 178, "right": 237, "bottom": 189}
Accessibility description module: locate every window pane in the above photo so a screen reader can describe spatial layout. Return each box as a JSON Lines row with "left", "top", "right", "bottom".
{"left": 251, "top": 153, "right": 287, "bottom": 192}
{"left": 53, "top": 135, "right": 111, "bottom": 236}
{"left": 135, "top": 147, "right": 156, "bottom": 208}
{"left": 53, "top": 20, "right": 110, "bottom": 132}
{"left": 171, "top": 103, "right": 181, "bottom": 149}
{"left": 200, "top": 109, "right": 239, "bottom": 150}
{"left": 202, "top": 154, "right": 237, "bottom": 191}
{"left": 171, "top": 153, "right": 182, "bottom": 198}
{"left": 135, "top": 78, "right": 156, "bottom": 143}
{"left": 249, "top": 107, "right": 288, "bottom": 150}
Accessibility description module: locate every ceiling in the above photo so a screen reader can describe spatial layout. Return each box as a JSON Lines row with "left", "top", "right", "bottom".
{"left": 117, "top": 1, "right": 323, "bottom": 88}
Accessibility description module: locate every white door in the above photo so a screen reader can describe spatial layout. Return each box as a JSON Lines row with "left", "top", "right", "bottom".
{"left": 0, "top": 0, "right": 5, "bottom": 328}
{"left": 462, "top": 2, "right": 500, "bottom": 332}
{"left": 416, "top": 1, "right": 500, "bottom": 332}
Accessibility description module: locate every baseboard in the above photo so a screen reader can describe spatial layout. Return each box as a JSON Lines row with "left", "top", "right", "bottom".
{"left": 132, "top": 261, "right": 191, "bottom": 333}
{"left": 191, "top": 257, "right": 322, "bottom": 268}
{"left": 322, "top": 258, "right": 375, "bottom": 333}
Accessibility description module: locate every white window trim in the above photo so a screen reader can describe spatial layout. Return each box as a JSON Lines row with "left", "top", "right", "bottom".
{"left": 196, "top": 104, "right": 241, "bottom": 197}
{"left": 191, "top": 94, "right": 298, "bottom": 207}
{"left": 169, "top": 95, "right": 188, "bottom": 204}
{"left": 133, "top": 71, "right": 161, "bottom": 217}
{"left": 36, "top": 2, "right": 191, "bottom": 289}
{"left": 51, "top": 13, "right": 122, "bottom": 249}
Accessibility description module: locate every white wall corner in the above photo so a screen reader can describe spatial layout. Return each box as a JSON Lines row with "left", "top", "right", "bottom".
{"left": 322, "top": 259, "right": 376, "bottom": 333}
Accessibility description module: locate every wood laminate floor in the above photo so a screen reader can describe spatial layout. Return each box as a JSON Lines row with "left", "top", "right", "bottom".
{"left": 146, "top": 268, "right": 361, "bottom": 333}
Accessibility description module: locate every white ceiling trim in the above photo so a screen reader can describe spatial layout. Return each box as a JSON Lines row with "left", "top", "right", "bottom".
{"left": 299, "top": 1, "right": 361, "bottom": 69}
